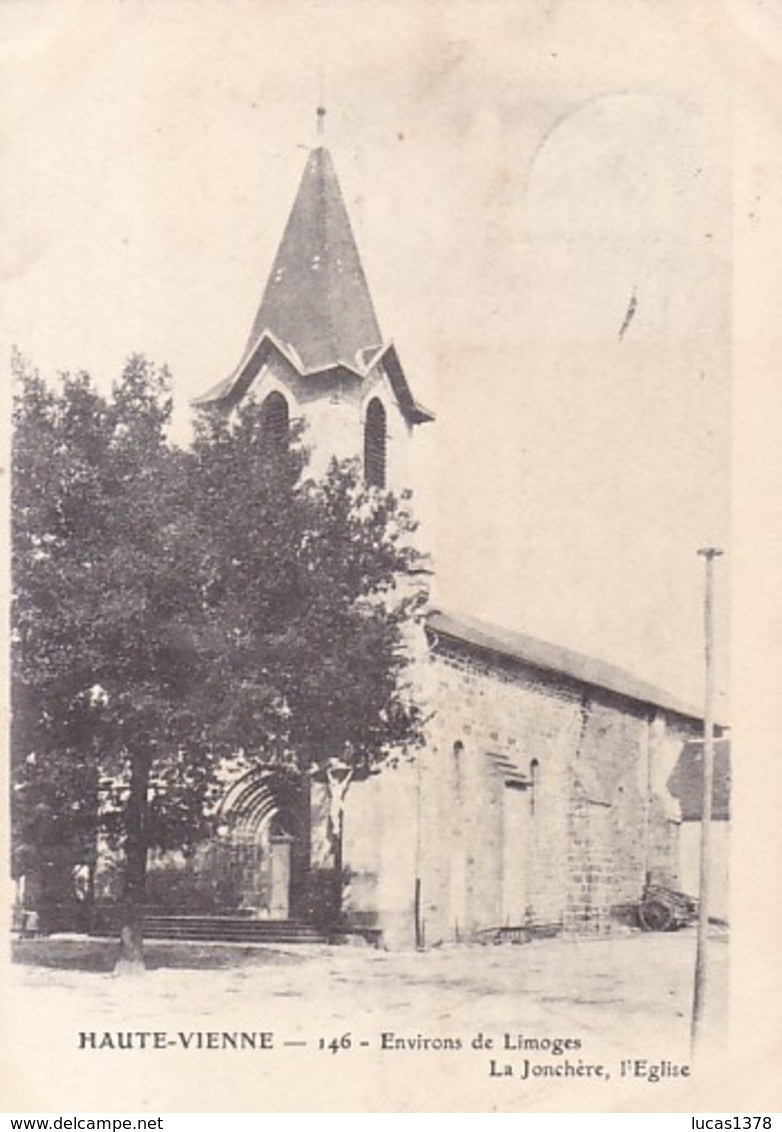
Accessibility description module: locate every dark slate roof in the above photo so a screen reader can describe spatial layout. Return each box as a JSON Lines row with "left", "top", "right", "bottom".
{"left": 194, "top": 146, "right": 433, "bottom": 425}
{"left": 427, "top": 609, "right": 705, "bottom": 722}
{"left": 243, "top": 146, "right": 382, "bottom": 371}
{"left": 192, "top": 333, "right": 434, "bottom": 424}
{"left": 667, "top": 739, "right": 731, "bottom": 821}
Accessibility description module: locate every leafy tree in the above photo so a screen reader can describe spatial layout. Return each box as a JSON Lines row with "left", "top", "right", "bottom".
{"left": 12, "top": 356, "right": 427, "bottom": 961}
{"left": 188, "top": 402, "right": 428, "bottom": 921}
{"left": 12, "top": 354, "right": 216, "bottom": 965}
{"left": 11, "top": 357, "right": 100, "bottom": 916}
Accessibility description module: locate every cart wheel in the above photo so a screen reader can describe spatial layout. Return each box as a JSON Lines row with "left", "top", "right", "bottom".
{"left": 639, "top": 897, "right": 674, "bottom": 932}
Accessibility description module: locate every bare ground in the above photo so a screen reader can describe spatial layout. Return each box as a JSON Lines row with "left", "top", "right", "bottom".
{"left": 5, "top": 926, "right": 730, "bottom": 1112}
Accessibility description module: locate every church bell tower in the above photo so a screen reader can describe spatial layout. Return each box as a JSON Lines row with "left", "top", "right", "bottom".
{"left": 193, "top": 109, "right": 433, "bottom": 490}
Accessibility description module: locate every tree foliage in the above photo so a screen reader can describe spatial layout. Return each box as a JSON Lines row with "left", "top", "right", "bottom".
{"left": 188, "top": 400, "right": 427, "bottom": 781}
{"left": 11, "top": 353, "right": 427, "bottom": 949}
{"left": 12, "top": 354, "right": 217, "bottom": 926}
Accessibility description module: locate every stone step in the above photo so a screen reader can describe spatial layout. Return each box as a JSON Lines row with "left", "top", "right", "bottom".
{"left": 136, "top": 916, "right": 327, "bottom": 945}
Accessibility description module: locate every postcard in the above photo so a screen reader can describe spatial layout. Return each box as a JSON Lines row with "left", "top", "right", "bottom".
{"left": 2, "top": 0, "right": 780, "bottom": 1115}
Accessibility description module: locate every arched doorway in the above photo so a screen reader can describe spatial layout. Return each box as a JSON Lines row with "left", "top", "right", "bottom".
{"left": 217, "top": 767, "right": 310, "bottom": 920}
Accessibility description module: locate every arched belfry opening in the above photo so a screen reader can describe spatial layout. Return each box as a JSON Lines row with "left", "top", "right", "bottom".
{"left": 364, "top": 397, "right": 387, "bottom": 487}
{"left": 260, "top": 391, "right": 289, "bottom": 453}
{"left": 192, "top": 140, "right": 434, "bottom": 477}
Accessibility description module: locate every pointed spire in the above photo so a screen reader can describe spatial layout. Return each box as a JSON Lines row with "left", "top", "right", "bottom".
{"left": 242, "top": 144, "right": 383, "bottom": 371}
{"left": 194, "top": 122, "right": 433, "bottom": 425}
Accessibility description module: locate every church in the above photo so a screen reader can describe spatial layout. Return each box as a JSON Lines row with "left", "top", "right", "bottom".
{"left": 185, "top": 115, "right": 710, "bottom": 950}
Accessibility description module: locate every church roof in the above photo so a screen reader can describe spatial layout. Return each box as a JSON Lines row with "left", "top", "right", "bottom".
{"left": 428, "top": 610, "right": 707, "bottom": 723}
{"left": 193, "top": 332, "right": 434, "bottom": 423}
{"left": 194, "top": 143, "right": 432, "bottom": 424}
{"left": 244, "top": 145, "right": 382, "bottom": 372}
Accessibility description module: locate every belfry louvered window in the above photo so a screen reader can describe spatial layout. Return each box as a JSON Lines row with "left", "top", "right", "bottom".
{"left": 261, "top": 391, "right": 289, "bottom": 453}
{"left": 364, "top": 397, "right": 387, "bottom": 488}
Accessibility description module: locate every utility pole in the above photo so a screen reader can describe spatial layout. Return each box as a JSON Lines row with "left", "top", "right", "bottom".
{"left": 691, "top": 546, "right": 724, "bottom": 1058}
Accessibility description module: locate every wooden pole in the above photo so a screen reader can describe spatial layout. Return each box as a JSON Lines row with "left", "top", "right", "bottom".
{"left": 691, "top": 546, "right": 723, "bottom": 1057}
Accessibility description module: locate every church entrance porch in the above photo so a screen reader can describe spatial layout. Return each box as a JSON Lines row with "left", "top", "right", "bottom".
{"left": 120, "top": 767, "right": 311, "bottom": 924}
{"left": 213, "top": 766, "right": 310, "bottom": 921}
{"left": 196, "top": 823, "right": 293, "bottom": 920}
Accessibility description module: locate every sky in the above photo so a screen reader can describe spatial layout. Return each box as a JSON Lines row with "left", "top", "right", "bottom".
{"left": 1, "top": 0, "right": 737, "bottom": 709}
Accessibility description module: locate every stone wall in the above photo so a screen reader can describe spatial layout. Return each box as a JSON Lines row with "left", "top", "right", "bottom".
{"left": 343, "top": 638, "right": 697, "bottom": 947}
{"left": 420, "top": 642, "right": 582, "bottom": 941}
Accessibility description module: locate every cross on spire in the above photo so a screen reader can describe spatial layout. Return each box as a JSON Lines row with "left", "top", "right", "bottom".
{"left": 316, "top": 105, "right": 326, "bottom": 138}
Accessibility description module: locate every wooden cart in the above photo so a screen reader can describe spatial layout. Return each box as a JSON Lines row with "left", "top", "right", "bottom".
{"left": 638, "top": 883, "right": 697, "bottom": 932}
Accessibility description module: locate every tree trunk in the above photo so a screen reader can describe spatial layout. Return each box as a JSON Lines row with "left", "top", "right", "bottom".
{"left": 116, "top": 752, "right": 151, "bottom": 973}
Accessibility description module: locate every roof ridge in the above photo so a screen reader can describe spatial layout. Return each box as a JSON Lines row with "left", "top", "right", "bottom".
{"left": 321, "top": 147, "right": 383, "bottom": 368}
{"left": 312, "top": 147, "right": 339, "bottom": 367}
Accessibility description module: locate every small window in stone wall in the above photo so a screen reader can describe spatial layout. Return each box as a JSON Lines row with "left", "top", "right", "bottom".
{"left": 260, "top": 391, "right": 289, "bottom": 453}
{"left": 364, "top": 397, "right": 387, "bottom": 487}
{"left": 453, "top": 741, "right": 464, "bottom": 801}
{"left": 529, "top": 758, "right": 540, "bottom": 816}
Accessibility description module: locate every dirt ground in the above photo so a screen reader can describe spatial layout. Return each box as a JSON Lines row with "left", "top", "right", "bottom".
{"left": 5, "top": 926, "right": 734, "bottom": 1112}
